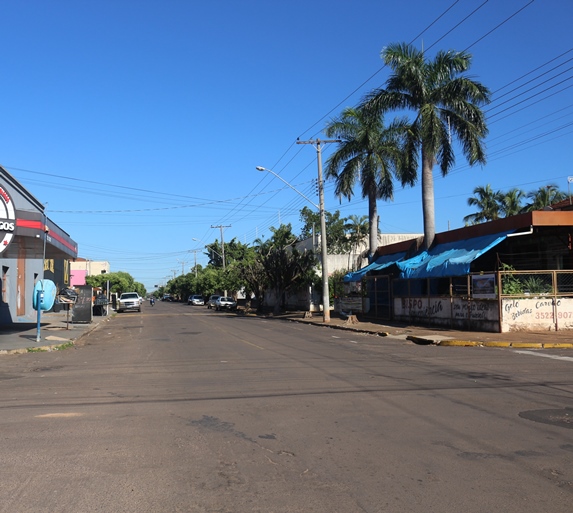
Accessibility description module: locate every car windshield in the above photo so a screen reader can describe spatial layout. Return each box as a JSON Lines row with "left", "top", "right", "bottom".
{"left": 122, "top": 293, "right": 139, "bottom": 299}
{"left": 220, "top": 297, "right": 232, "bottom": 301}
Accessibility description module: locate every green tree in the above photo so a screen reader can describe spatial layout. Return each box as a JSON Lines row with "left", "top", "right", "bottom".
{"left": 363, "top": 42, "right": 490, "bottom": 248}
{"left": 463, "top": 185, "right": 503, "bottom": 225}
{"left": 86, "top": 271, "right": 145, "bottom": 296}
{"left": 324, "top": 106, "right": 414, "bottom": 260}
{"left": 299, "top": 206, "right": 351, "bottom": 254}
{"left": 522, "top": 184, "right": 567, "bottom": 212}
{"left": 196, "top": 266, "right": 224, "bottom": 298}
{"left": 205, "top": 238, "right": 252, "bottom": 297}
{"left": 235, "top": 241, "right": 268, "bottom": 313}
{"left": 253, "top": 224, "right": 318, "bottom": 315}
{"left": 262, "top": 244, "right": 317, "bottom": 315}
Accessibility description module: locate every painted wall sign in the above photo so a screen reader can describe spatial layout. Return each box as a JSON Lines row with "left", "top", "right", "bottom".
{"left": 501, "top": 297, "right": 573, "bottom": 331}
{"left": 0, "top": 185, "right": 16, "bottom": 254}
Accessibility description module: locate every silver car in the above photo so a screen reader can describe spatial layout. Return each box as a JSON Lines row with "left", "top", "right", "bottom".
{"left": 188, "top": 294, "right": 204, "bottom": 306}
{"left": 215, "top": 296, "right": 237, "bottom": 311}
{"left": 206, "top": 295, "right": 220, "bottom": 309}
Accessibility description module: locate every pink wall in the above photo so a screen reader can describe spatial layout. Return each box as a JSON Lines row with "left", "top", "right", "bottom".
{"left": 70, "top": 269, "right": 87, "bottom": 286}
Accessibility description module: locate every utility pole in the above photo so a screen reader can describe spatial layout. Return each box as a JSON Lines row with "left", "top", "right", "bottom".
{"left": 296, "top": 138, "right": 340, "bottom": 323}
{"left": 188, "top": 249, "right": 201, "bottom": 278}
{"left": 211, "top": 224, "right": 231, "bottom": 296}
{"left": 177, "top": 259, "right": 187, "bottom": 275}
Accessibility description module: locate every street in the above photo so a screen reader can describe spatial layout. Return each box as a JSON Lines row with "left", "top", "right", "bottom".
{"left": 0, "top": 301, "right": 572, "bottom": 513}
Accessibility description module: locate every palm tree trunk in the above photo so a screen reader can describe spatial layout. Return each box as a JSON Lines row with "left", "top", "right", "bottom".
{"left": 368, "top": 189, "right": 378, "bottom": 262}
{"left": 422, "top": 151, "right": 435, "bottom": 249}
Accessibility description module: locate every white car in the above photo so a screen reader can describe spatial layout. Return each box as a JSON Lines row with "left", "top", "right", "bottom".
{"left": 117, "top": 292, "right": 142, "bottom": 313}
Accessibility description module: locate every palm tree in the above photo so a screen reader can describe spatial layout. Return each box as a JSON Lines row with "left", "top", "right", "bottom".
{"left": 463, "top": 185, "right": 503, "bottom": 225}
{"left": 500, "top": 188, "right": 526, "bottom": 217}
{"left": 324, "top": 106, "right": 415, "bottom": 261}
{"left": 362, "top": 42, "right": 490, "bottom": 249}
{"left": 344, "top": 214, "right": 369, "bottom": 270}
{"left": 522, "top": 185, "right": 567, "bottom": 212}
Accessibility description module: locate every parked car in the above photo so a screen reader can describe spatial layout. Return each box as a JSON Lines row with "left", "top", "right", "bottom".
{"left": 215, "top": 296, "right": 237, "bottom": 311}
{"left": 188, "top": 294, "right": 204, "bottom": 306}
{"left": 117, "top": 292, "right": 142, "bottom": 313}
{"left": 206, "top": 295, "right": 220, "bottom": 309}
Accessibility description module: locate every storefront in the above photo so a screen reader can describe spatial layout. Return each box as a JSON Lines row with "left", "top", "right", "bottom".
{"left": 0, "top": 166, "right": 78, "bottom": 325}
{"left": 342, "top": 211, "right": 573, "bottom": 332}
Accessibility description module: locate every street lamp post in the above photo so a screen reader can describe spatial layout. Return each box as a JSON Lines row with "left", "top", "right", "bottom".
{"left": 256, "top": 165, "right": 330, "bottom": 323}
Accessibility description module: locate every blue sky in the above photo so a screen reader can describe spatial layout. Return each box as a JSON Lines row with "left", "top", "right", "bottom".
{"left": 1, "top": 0, "right": 571, "bottom": 291}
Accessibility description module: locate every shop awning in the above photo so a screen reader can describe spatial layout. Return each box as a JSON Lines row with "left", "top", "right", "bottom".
{"left": 396, "top": 231, "right": 513, "bottom": 279}
{"left": 343, "top": 251, "right": 406, "bottom": 282}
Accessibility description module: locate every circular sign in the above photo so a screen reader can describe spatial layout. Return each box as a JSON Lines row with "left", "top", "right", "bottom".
{"left": 0, "top": 185, "right": 16, "bottom": 254}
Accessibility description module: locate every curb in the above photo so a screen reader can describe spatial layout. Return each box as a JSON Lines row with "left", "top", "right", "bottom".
{"left": 406, "top": 336, "right": 437, "bottom": 345}
{"left": 404, "top": 337, "right": 573, "bottom": 349}
{"left": 284, "top": 317, "right": 390, "bottom": 337}
{"left": 313, "top": 322, "right": 390, "bottom": 337}
{"left": 262, "top": 315, "right": 573, "bottom": 349}
{"left": 0, "top": 341, "right": 74, "bottom": 355}
{"left": 437, "top": 340, "right": 573, "bottom": 349}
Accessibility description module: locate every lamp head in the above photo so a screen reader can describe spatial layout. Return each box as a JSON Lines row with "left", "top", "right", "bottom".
{"left": 256, "top": 166, "right": 266, "bottom": 172}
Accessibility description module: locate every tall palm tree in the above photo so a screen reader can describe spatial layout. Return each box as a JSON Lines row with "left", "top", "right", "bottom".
{"left": 324, "top": 106, "right": 415, "bottom": 261}
{"left": 500, "top": 187, "right": 525, "bottom": 217}
{"left": 363, "top": 42, "right": 490, "bottom": 248}
{"left": 463, "top": 185, "right": 503, "bottom": 225}
{"left": 523, "top": 184, "right": 567, "bottom": 211}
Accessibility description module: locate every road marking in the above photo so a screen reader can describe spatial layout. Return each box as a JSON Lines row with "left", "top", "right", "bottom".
{"left": 35, "top": 413, "right": 84, "bottom": 418}
{"left": 331, "top": 336, "right": 341, "bottom": 339}
{"left": 514, "top": 350, "right": 573, "bottom": 362}
{"left": 235, "top": 338, "right": 265, "bottom": 350}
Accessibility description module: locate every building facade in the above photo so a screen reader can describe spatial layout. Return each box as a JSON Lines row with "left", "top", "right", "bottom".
{"left": 343, "top": 211, "right": 573, "bottom": 332}
{"left": 70, "top": 259, "right": 110, "bottom": 286}
{"left": 0, "top": 166, "right": 78, "bottom": 325}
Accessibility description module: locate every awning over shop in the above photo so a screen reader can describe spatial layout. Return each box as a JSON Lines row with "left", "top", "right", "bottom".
{"left": 343, "top": 251, "right": 406, "bottom": 282}
{"left": 396, "top": 231, "right": 513, "bottom": 279}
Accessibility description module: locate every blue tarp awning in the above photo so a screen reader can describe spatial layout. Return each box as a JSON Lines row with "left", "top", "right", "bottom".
{"left": 343, "top": 251, "right": 406, "bottom": 282}
{"left": 396, "top": 231, "right": 513, "bottom": 279}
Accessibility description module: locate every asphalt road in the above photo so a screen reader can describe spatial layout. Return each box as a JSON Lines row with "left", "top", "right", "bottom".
{"left": 1, "top": 301, "right": 572, "bottom": 513}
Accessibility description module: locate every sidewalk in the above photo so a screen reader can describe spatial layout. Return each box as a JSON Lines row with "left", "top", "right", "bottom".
{"left": 270, "top": 311, "right": 573, "bottom": 349}
{"left": 0, "top": 310, "right": 109, "bottom": 354}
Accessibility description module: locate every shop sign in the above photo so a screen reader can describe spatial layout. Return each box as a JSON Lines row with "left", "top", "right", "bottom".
{"left": 472, "top": 274, "right": 496, "bottom": 299}
{"left": 0, "top": 185, "right": 16, "bottom": 254}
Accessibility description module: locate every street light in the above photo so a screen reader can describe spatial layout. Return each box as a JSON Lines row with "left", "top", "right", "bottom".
{"left": 256, "top": 165, "right": 330, "bottom": 323}
{"left": 256, "top": 167, "right": 319, "bottom": 209}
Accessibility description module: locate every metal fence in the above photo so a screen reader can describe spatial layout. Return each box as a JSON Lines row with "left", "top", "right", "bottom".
{"left": 499, "top": 270, "right": 573, "bottom": 297}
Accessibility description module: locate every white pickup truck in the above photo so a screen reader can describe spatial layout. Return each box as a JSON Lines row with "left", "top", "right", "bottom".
{"left": 117, "top": 292, "right": 142, "bottom": 313}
